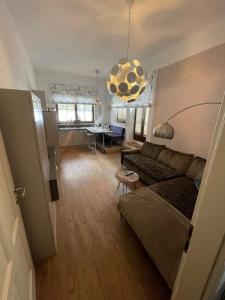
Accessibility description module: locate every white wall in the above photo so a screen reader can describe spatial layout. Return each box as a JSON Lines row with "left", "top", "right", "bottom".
{"left": 0, "top": 0, "right": 36, "bottom": 89}
{"left": 144, "top": 16, "right": 225, "bottom": 76}
{"left": 110, "top": 17, "right": 225, "bottom": 144}
{"left": 151, "top": 44, "right": 225, "bottom": 158}
{"left": 35, "top": 69, "right": 110, "bottom": 123}
{"left": 144, "top": 16, "right": 225, "bottom": 153}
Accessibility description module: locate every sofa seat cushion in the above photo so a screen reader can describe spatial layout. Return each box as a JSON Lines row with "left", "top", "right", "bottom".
{"left": 118, "top": 187, "right": 190, "bottom": 289}
{"left": 149, "top": 162, "right": 181, "bottom": 182}
{"left": 157, "top": 148, "right": 194, "bottom": 174}
{"left": 124, "top": 153, "right": 156, "bottom": 169}
{"left": 140, "top": 142, "right": 165, "bottom": 160}
{"left": 105, "top": 132, "right": 123, "bottom": 138}
{"left": 149, "top": 177, "right": 198, "bottom": 220}
{"left": 122, "top": 155, "right": 158, "bottom": 185}
{"left": 124, "top": 153, "right": 181, "bottom": 182}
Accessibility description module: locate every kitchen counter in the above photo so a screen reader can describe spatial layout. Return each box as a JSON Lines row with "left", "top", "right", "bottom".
{"left": 58, "top": 126, "right": 112, "bottom": 147}
{"left": 58, "top": 127, "right": 88, "bottom": 131}
{"left": 58, "top": 123, "right": 95, "bottom": 131}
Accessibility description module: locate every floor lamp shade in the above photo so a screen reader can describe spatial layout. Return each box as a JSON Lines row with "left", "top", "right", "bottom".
{"left": 152, "top": 101, "right": 222, "bottom": 140}
{"left": 153, "top": 122, "right": 174, "bottom": 139}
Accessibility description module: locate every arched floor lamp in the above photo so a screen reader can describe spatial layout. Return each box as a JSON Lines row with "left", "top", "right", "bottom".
{"left": 153, "top": 102, "right": 222, "bottom": 139}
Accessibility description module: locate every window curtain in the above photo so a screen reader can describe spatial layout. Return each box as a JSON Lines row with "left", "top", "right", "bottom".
{"left": 50, "top": 83, "right": 97, "bottom": 104}
{"left": 111, "top": 70, "right": 156, "bottom": 108}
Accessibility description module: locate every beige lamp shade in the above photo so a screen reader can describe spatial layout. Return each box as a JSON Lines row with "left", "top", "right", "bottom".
{"left": 153, "top": 122, "right": 174, "bottom": 139}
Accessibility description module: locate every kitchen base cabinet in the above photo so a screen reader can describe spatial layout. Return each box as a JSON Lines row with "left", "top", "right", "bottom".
{"left": 59, "top": 129, "right": 91, "bottom": 147}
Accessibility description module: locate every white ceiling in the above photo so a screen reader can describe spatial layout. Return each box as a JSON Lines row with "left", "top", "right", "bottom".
{"left": 5, "top": 0, "right": 225, "bottom": 77}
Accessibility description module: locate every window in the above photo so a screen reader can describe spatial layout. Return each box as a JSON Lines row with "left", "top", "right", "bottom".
{"left": 116, "top": 108, "right": 127, "bottom": 123}
{"left": 77, "top": 104, "right": 93, "bottom": 122}
{"left": 133, "top": 107, "right": 150, "bottom": 142}
{"left": 57, "top": 103, "right": 94, "bottom": 123}
{"left": 57, "top": 104, "right": 76, "bottom": 123}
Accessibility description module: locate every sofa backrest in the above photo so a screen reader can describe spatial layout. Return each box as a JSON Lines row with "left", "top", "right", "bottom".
{"left": 157, "top": 148, "right": 194, "bottom": 174}
{"left": 110, "top": 125, "right": 125, "bottom": 136}
{"left": 140, "top": 142, "right": 165, "bottom": 160}
{"left": 186, "top": 156, "right": 206, "bottom": 179}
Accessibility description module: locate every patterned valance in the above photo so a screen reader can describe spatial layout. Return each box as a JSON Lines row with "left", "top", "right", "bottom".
{"left": 50, "top": 83, "right": 97, "bottom": 104}
{"left": 111, "top": 70, "right": 156, "bottom": 108}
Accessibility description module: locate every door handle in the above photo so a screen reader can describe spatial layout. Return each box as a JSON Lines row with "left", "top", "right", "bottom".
{"left": 13, "top": 187, "right": 26, "bottom": 203}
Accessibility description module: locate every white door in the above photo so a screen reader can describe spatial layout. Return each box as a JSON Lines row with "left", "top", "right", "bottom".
{"left": 0, "top": 131, "right": 35, "bottom": 300}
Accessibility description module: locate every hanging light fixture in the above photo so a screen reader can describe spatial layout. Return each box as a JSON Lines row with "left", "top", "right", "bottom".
{"left": 107, "top": 0, "right": 147, "bottom": 103}
{"left": 94, "top": 69, "right": 102, "bottom": 105}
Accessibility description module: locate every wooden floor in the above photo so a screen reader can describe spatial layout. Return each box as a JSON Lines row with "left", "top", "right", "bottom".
{"left": 36, "top": 148, "right": 171, "bottom": 300}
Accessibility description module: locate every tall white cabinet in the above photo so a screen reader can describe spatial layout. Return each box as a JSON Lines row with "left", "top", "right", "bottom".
{"left": 0, "top": 89, "right": 56, "bottom": 262}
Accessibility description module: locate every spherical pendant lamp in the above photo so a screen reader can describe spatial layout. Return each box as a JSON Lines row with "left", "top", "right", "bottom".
{"left": 107, "top": 0, "right": 147, "bottom": 103}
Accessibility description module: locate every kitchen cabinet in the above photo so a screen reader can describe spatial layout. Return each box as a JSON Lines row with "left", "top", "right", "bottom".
{"left": 59, "top": 129, "right": 91, "bottom": 147}
{"left": 59, "top": 130, "right": 75, "bottom": 147}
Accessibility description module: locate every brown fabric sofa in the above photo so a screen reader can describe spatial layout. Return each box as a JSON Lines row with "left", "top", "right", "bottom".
{"left": 121, "top": 142, "right": 194, "bottom": 185}
{"left": 119, "top": 142, "right": 206, "bottom": 289}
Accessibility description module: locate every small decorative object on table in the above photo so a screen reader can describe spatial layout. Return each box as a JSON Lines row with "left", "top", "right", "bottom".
{"left": 115, "top": 169, "right": 139, "bottom": 194}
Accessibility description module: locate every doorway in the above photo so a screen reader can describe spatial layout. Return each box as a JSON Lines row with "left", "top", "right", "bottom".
{"left": 133, "top": 107, "right": 150, "bottom": 142}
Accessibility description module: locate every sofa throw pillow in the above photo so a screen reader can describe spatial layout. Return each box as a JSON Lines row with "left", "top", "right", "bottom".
{"left": 157, "top": 148, "right": 194, "bottom": 174}
{"left": 186, "top": 156, "right": 207, "bottom": 179}
{"left": 140, "top": 142, "right": 165, "bottom": 160}
{"left": 194, "top": 170, "right": 204, "bottom": 190}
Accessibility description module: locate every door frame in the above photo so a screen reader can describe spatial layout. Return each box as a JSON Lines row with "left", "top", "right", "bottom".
{"left": 133, "top": 107, "right": 148, "bottom": 142}
{"left": 172, "top": 92, "right": 225, "bottom": 300}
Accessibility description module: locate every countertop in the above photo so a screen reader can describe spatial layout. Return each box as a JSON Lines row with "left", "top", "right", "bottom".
{"left": 58, "top": 127, "right": 88, "bottom": 131}
{"left": 58, "top": 126, "right": 111, "bottom": 133}
{"left": 58, "top": 123, "right": 95, "bottom": 131}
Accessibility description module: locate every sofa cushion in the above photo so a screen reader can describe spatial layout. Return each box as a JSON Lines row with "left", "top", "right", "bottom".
{"left": 151, "top": 162, "right": 181, "bottom": 182}
{"left": 118, "top": 187, "right": 190, "bottom": 289}
{"left": 149, "top": 177, "right": 198, "bottom": 220}
{"left": 140, "top": 142, "right": 165, "bottom": 160}
{"left": 186, "top": 156, "right": 206, "bottom": 179}
{"left": 124, "top": 153, "right": 157, "bottom": 170}
{"left": 122, "top": 157, "right": 158, "bottom": 185}
{"left": 157, "top": 148, "right": 194, "bottom": 174}
{"left": 124, "top": 154, "right": 181, "bottom": 182}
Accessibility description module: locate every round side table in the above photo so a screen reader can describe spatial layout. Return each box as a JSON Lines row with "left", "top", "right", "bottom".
{"left": 115, "top": 169, "right": 139, "bottom": 194}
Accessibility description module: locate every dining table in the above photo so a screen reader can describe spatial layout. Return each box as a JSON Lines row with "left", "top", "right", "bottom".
{"left": 87, "top": 127, "right": 112, "bottom": 148}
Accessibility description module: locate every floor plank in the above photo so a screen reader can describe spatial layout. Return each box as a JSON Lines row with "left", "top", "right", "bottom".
{"left": 36, "top": 148, "right": 171, "bottom": 300}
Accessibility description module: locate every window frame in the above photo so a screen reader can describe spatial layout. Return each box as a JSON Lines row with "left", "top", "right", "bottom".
{"left": 133, "top": 107, "right": 149, "bottom": 142}
{"left": 57, "top": 103, "right": 94, "bottom": 123}
{"left": 116, "top": 107, "right": 127, "bottom": 124}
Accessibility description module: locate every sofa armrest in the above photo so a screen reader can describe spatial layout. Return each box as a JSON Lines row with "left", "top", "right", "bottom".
{"left": 122, "top": 149, "right": 140, "bottom": 154}
{"left": 121, "top": 149, "right": 140, "bottom": 165}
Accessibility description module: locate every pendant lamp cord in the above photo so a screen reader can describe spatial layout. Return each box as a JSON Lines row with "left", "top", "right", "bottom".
{"left": 95, "top": 69, "right": 99, "bottom": 100}
{"left": 97, "top": 71, "right": 99, "bottom": 98}
{"left": 126, "top": 0, "right": 133, "bottom": 59}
